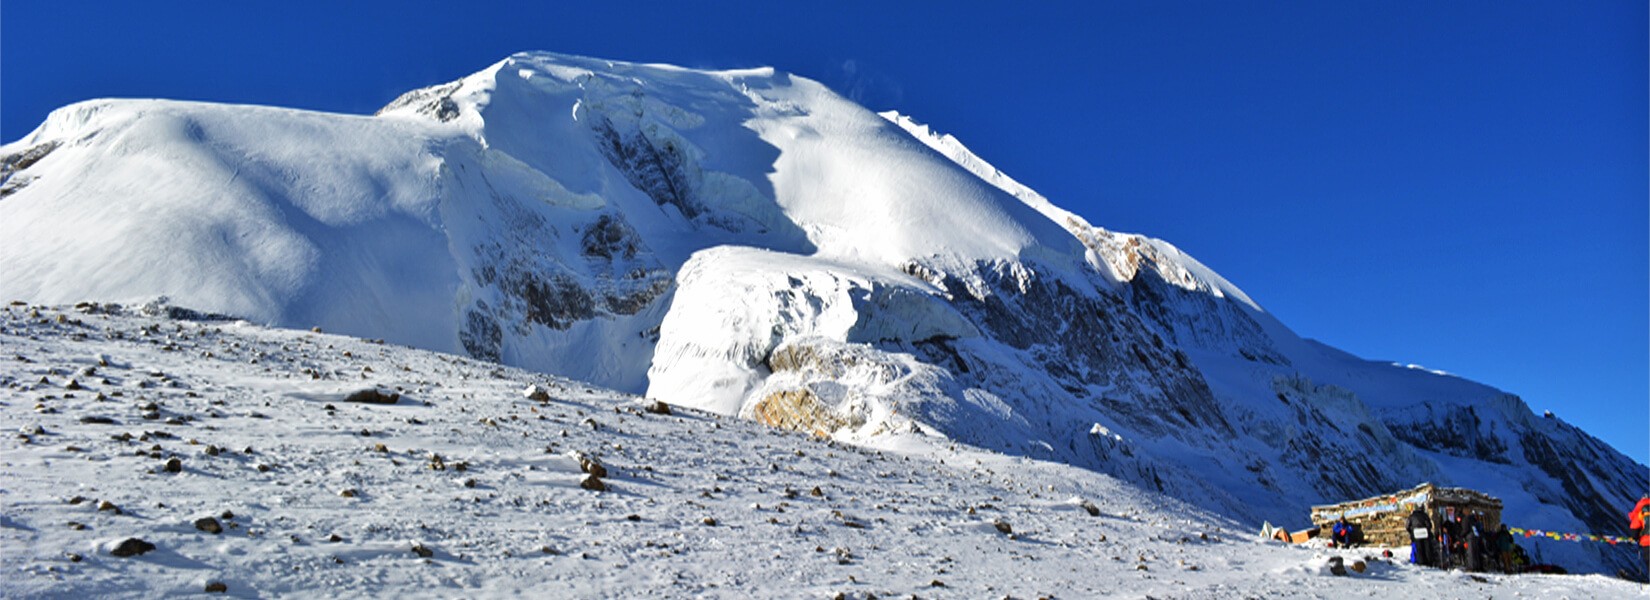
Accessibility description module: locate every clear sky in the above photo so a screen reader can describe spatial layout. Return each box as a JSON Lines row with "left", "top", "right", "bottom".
{"left": 4, "top": 1, "right": 1645, "bottom": 464}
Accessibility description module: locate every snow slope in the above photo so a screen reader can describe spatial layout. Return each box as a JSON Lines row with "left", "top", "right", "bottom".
{"left": 2, "top": 51, "right": 1643, "bottom": 575}
{"left": 3, "top": 303, "right": 1643, "bottom": 597}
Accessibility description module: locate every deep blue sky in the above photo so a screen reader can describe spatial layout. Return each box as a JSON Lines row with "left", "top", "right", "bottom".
{"left": 4, "top": 1, "right": 1645, "bottom": 464}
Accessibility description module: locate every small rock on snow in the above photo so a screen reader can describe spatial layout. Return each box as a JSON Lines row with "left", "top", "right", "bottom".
{"left": 109, "top": 538, "right": 156, "bottom": 557}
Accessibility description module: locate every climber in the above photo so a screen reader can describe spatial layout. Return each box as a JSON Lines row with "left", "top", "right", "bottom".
{"left": 1631, "top": 494, "right": 1650, "bottom": 583}
{"left": 1406, "top": 506, "right": 1435, "bottom": 567}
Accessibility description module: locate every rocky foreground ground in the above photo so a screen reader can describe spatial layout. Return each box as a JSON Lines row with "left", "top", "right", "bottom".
{"left": 1, "top": 302, "right": 1639, "bottom": 598}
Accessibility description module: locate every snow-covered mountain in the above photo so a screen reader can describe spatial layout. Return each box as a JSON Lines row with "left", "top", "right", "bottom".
{"left": 2, "top": 51, "right": 1641, "bottom": 575}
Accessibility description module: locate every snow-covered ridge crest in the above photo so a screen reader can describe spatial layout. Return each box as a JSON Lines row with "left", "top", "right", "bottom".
{"left": 879, "top": 110, "right": 1263, "bottom": 312}
{"left": 2, "top": 51, "right": 1642, "bottom": 575}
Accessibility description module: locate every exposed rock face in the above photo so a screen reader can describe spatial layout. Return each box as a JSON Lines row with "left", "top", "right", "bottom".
{"left": 459, "top": 307, "right": 502, "bottom": 363}
{"left": 911, "top": 260, "right": 1232, "bottom": 439}
{"left": 1517, "top": 424, "right": 1637, "bottom": 544}
{"left": 751, "top": 389, "right": 853, "bottom": 437}
{"left": 1125, "top": 262, "right": 1287, "bottom": 367}
{"left": 0, "top": 140, "right": 59, "bottom": 198}
{"left": 581, "top": 215, "right": 639, "bottom": 261}
{"left": 377, "top": 82, "right": 463, "bottom": 122}
{"left": 1385, "top": 403, "right": 1511, "bottom": 465}
{"left": 592, "top": 117, "right": 700, "bottom": 220}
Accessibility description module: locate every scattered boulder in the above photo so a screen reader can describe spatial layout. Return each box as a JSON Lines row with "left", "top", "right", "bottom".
{"left": 338, "top": 488, "right": 359, "bottom": 498}
{"left": 79, "top": 416, "right": 117, "bottom": 425}
{"left": 1078, "top": 499, "right": 1101, "bottom": 517}
{"left": 97, "top": 500, "right": 122, "bottom": 514}
{"left": 578, "top": 456, "right": 607, "bottom": 479}
{"left": 1350, "top": 560, "right": 1367, "bottom": 574}
{"left": 204, "top": 581, "right": 228, "bottom": 593}
{"left": 642, "top": 399, "right": 671, "bottom": 415}
{"left": 523, "top": 385, "right": 551, "bottom": 402}
{"left": 194, "top": 517, "right": 223, "bottom": 535}
{"left": 164, "top": 457, "right": 182, "bottom": 473}
{"left": 1327, "top": 556, "right": 1348, "bottom": 576}
{"left": 993, "top": 519, "right": 1013, "bottom": 535}
{"left": 412, "top": 544, "right": 434, "bottom": 558}
{"left": 579, "top": 474, "right": 607, "bottom": 492}
{"left": 109, "top": 537, "right": 156, "bottom": 557}
{"left": 343, "top": 388, "right": 399, "bottom": 405}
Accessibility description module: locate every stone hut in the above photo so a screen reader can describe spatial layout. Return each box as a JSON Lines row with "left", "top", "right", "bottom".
{"left": 1310, "top": 483, "right": 1503, "bottom": 547}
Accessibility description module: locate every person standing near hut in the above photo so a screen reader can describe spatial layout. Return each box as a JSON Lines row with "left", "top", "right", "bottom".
{"left": 1406, "top": 506, "right": 1435, "bottom": 567}
{"left": 1463, "top": 511, "right": 1486, "bottom": 572}
{"left": 1492, "top": 524, "right": 1516, "bottom": 573}
{"left": 1441, "top": 508, "right": 1463, "bottom": 569}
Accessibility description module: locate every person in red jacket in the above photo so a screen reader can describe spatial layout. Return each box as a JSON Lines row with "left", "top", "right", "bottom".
{"left": 1632, "top": 494, "right": 1650, "bottom": 583}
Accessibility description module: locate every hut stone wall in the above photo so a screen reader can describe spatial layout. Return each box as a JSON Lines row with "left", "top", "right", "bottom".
{"left": 1310, "top": 483, "right": 1503, "bottom": 547}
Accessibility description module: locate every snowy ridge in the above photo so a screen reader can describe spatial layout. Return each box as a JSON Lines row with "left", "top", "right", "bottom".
{"left": 2, "top": 51, "right": 1644, "bottom": 576}
{"left": 880, "top": 110, "right": 1263, "bottom": 313}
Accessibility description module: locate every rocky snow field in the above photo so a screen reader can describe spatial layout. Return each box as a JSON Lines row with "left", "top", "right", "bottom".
{"left": 0, "top": 302, "right": 1640, "bottom": 598}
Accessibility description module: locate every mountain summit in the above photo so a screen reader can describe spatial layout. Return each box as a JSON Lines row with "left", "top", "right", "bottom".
{"left": 1, "top": 51, "right": 1639, "bottom": 573}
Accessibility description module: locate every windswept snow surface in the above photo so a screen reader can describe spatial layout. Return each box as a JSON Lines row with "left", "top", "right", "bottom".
{"left": 2, "top": 304, "right": 1644, "bottom": 598}
{"left": 2, "top": 51, "right": 1644, "bottom": 576}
